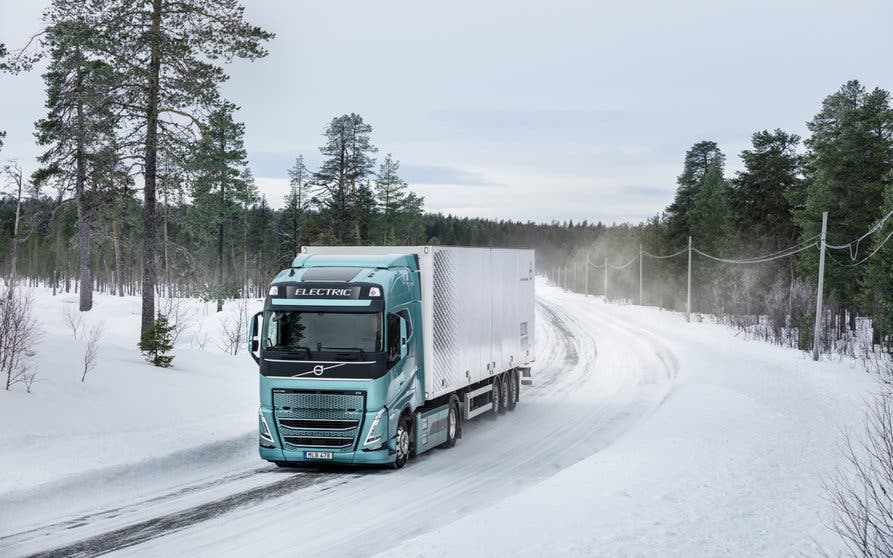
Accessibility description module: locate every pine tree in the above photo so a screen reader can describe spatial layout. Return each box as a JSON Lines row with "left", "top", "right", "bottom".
{"left": 666, "top": 141, "right": 725, "bottom": 246}
{"left": 731, "top": 129, "right": 801, "bottom": 250}
{"left": 375, "top": 154, "right": 408, "bottom": 244}
{"left": 97, "top": 0, "right": 273, "bottom": 336}
{"left": 284, "top": 155, "right": 310, "bottom": 256}
{"left": 313, "top": 113, "right": 377, "bottom": 243}
{"left": 240, "top": 167, "right": 258, "bottom": 297}
{"left": 8, "top": 2, "right": 121, "bottom": 312}
{"left": 190, "top": 103, "right": 252, "bottom": 312}
{"left": 138, "top": 313, "right": 175, "bottom": 368}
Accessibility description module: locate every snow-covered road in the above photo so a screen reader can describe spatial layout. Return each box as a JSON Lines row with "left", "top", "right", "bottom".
{"left": 1, "top": 284, "right": 676, "bottom": 557}
{"left": 0, "top": 282, "right": 873, "bottom": 557}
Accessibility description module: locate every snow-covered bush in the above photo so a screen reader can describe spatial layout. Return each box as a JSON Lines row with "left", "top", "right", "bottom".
{"left": 0, "top": 289, "right": 42, "bottom": 392}
{"left": 81, "top": 322, "right": 104, "bottom": 382}
{"left": 218, "top": 301, "right": 248, "bottom": 355}
{"left": 62, "top": 304, "right": 85, "bottom": 340}
{"left": 828, "top": 386, "right": 893, "bottom": 557}
{"left": 158, "top": 296, "right": 197, "bottom": 345}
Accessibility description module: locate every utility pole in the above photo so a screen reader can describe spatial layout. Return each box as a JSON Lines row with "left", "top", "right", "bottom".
{"left": 585, "top": 255, "right": 589, "bottom": 296}
{"left": 573, "top": 264, "right": 577, "bottom": 292}
{"left": 686, "top": 236, "right": 692, "bottom": 322}
{"left": 638, "top": 242, "right": 643, "bottom": 305}
{"left": 812, "top": 212, "right": 828, "bottom": 361}
{"left": 604, "top": 257, "right": 608, "bottom": 300}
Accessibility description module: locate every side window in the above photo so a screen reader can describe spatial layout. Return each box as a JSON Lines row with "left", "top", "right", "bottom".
{"left": 398, "top": 309, "right": 412, "bottom": 339}
{"left": 387, "top": 313, "right": 400, "bottom": 361}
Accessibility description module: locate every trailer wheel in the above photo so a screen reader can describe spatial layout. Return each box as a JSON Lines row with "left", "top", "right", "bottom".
{"left": 393, "top": 414, "right": 412, "bottom": 469}
{"left": 506, "top": 369, "right": 518, "bottom": 411}
{"left": 490, "top": 377, "right": 502, "bottom": 418}
{"left": 498, "top": 373, "right": 510, "bottom": 414}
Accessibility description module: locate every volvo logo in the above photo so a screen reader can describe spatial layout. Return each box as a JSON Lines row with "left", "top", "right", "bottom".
{"left": 313, "top": 365, "right": 325, "bottom": 376}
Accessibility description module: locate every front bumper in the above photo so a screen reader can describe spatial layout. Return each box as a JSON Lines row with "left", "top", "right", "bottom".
{"left": 259, "top": 444, "right": 394, "bottom": 465}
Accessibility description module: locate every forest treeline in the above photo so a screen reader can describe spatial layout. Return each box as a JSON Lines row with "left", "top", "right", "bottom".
{"left": 0, "top": 2, "right": 891, "bottom": 355}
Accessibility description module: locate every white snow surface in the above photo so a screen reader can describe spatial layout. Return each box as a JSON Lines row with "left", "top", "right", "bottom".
{"left": 0, "top": 281, "right": 877, "bottom": 557}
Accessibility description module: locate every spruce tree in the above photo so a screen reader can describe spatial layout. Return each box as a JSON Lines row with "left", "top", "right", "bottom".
{"left": 795, "top": 80, "right": 893, "bottom": 329}
{"left": 138, "top": 313, "right": 175, "bottom": 368}
{"left": 375, "top": 154, "right": 408, "bottom": 244}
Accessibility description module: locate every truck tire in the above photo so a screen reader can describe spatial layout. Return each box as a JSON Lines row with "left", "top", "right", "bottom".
{"left": 393, "top": 414, "right": 412, "bottom": 469}
{"left": 498, "top": 373, "right": 510, "bottom": 414}
{"left": 490, "top": 377, "right": 502, "bottom": 418}
{"left": 443, "top": 400, "right": 459, "bottom": 448}
{"left": 506, "top": 369, "right": 518, "bottom": 411}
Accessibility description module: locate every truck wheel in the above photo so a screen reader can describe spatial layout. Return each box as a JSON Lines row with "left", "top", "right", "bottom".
{"left": 393, "top": 414, "right": 412, "bottom": 469}
{"left": 506, "top": 370, "right": 518, "bottom": 411}
{"left": 490, "top": 377, "right": 502, "bottom": 417}
{"left": 443, "top": 401, "right": 459, "bottom": 448}
{"left": 498, "top": 373, "right": 510, "bottom": 414}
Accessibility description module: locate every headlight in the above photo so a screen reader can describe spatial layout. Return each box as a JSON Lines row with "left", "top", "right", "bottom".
{"left": 368, "top": 286, "right": 381, "bottom": 297}
{"left": 259, "top": 408, "right": 275, "bottom": 444}
{"left": 364, "top": 407, "right": 387, "bottom": 446}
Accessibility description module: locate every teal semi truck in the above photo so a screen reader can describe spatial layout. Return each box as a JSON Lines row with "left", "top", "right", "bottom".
{"left": 249, "top": 246, "right": 536, "bottom": 468}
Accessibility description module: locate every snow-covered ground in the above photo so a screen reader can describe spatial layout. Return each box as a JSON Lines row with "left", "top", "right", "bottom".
{"left": 0, "top": 281, "right": 876, "bottom": 557}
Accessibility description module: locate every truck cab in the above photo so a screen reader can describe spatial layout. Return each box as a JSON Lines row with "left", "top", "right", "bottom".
{"left": 251, "top": 253, "right": 424, "bottom": 467}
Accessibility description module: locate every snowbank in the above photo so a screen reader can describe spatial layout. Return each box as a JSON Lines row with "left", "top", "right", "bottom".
{"left": 382, "top": 284, "right": 876, "bottom": 556}
{"left": 0, "top": 288, "right": 261, "bottom": 498}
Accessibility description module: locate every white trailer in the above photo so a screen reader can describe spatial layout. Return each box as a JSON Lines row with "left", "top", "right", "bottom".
{"left": 302, "top": 246, "right": 536, "bottom": 418}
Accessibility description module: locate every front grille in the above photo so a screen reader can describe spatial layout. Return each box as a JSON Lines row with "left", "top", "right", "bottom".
{"left": 273, "top": 390, "right": 365, "bottom": 453}
{"left": 283, "top": 436, "right": 354, "bottom": 448}
{"left": 279, "top": 418, "right": 359, "bottom": 431}
{"left": 274, "top": 392, "right": 364, "bottom": 411}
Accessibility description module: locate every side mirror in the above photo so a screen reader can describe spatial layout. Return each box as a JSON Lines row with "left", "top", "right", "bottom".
{"left": 399, "top": 316, "right": 408, "bottom": 359}
{"left": 249, "top": 311, "right": 263, "bottom": 364}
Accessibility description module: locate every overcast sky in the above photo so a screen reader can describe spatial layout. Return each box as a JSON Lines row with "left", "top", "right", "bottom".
{"left": 1, "top": 0, "right": 891, "bottom": 223}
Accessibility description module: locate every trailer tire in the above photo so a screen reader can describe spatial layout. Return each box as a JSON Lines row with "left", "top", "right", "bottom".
{"left": 443, "top": 400, "right": 460, "bottom": 448}
{"left": 506, "top": 369, "right": 518, "bottom": 411}
{"left": 393, "top": 413, "right": 412, "bottom": 469}
{"left": 490, "top": 377, "right": 502, "bottom": 418}
{"left": 498, "top": 373, "right": 510, "bottom": 414}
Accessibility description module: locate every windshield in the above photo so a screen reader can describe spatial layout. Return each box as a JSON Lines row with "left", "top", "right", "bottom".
{"left": 263, "top": 311, "right": 383, "bottom": 354}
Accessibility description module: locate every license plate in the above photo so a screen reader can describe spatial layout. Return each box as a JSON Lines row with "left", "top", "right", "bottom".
{"left": 304, "top": 451, "right": 333, "bottom": 460}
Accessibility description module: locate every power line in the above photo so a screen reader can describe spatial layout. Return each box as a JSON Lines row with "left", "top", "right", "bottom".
{"left": 608, "top": 254, "right": 639, "bottom": 270}
{"left": 642, "top": 247, "right": 688, "bottom": 260}
{"left": 826, "top": 226, "right": 893, "bottom": 267}
{"left": 693, "top": 238, "right": 819, "bottom": 265}
{"left": 826, "top": 206, "right": 893, "bottom": 260}
{"left": 588, "top": 259, "right": 605, "bottom": 269}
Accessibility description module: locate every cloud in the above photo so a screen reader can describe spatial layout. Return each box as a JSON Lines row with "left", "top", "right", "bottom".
{"left": 400, "top": 164, "right": 504, "bottom": 187}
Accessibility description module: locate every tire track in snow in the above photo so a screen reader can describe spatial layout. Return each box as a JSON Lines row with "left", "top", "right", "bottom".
{"left": 23, "top": 472, "right": 351, "bottom": 558}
